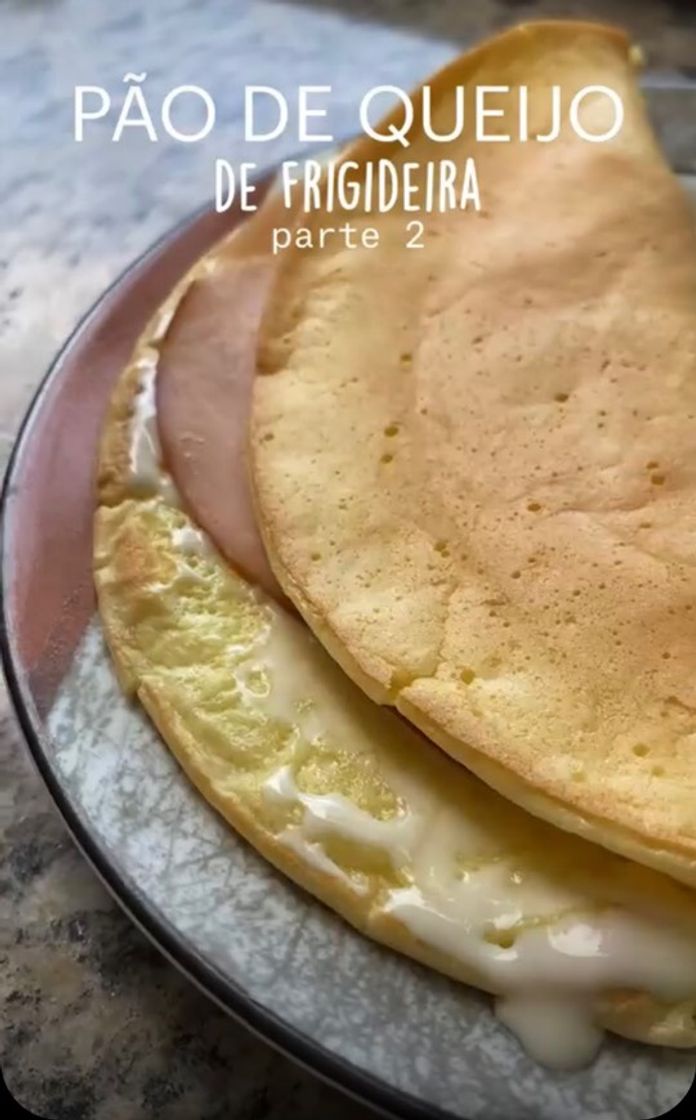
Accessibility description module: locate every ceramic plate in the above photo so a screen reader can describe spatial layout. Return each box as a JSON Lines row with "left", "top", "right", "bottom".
{"left": 2, "top": 161, "right": 695, "bottom": 1120}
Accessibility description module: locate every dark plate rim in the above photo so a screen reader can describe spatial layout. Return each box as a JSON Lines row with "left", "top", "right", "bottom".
{"left": 0, "top": 200, "right": 454, "bottom": 1120}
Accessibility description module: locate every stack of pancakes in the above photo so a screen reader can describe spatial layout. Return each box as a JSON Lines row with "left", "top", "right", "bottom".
{"left": 93, "top": 21, "right": 696, "bottom": 1068}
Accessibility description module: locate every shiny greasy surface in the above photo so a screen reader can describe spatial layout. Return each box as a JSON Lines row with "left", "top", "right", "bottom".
{"left": 250, "top": 23, "right": 696, "bottom": 887}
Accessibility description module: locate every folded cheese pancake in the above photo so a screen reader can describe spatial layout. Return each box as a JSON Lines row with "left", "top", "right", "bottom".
{"left": 250, "top": 22, "right": 696, "bottom": 887}
{"left": 94, "top": 184, "right": 696, "bottom": 1070}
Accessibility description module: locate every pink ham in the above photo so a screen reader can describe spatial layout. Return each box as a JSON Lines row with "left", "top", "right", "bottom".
{"left": 156, "top": 250, "right": 285, "bottom": 600}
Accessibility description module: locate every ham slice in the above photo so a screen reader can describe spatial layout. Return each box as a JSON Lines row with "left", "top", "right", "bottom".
{"left": 156, "top": 184, "right": 296, "bottom": 602}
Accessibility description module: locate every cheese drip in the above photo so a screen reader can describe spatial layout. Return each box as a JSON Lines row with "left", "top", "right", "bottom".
{"left": 229, "top": 604, "right": 696, "bottom": 1069}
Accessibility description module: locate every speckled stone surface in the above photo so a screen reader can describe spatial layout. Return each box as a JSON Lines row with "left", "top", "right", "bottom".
{"left": 2, "top": 2, "right": 696, "bottom": 1118}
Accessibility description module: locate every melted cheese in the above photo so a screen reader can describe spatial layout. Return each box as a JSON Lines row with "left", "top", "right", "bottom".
{"left": 218, "top": 596, "right": 696, "bottom": 1068}
{"left": 129, "top": 355, "right": 178, "bottom": 503}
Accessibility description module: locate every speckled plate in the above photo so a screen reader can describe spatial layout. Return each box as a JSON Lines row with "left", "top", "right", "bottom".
{"left": 2, "top": 162, "right": 696, "bottom": 1120}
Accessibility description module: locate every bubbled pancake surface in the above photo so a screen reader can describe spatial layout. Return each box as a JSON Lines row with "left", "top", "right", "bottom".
{"left": 91, "top": 151, "right": 696, "bottom": 1051}
{"left": 250, "top": 22, "right": 696, "bottom": 886}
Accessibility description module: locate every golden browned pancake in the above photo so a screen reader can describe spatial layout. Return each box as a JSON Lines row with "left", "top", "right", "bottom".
{"left": 92, "top": 175, "right": 696, "bottom": 1067}
{"left": 250, "top": 22, "right": 696, "bottom": 887}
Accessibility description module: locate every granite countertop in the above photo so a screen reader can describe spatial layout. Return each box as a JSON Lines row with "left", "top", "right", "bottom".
{"left": 2, "top": 2, "right": 696, "bottom": 1118}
